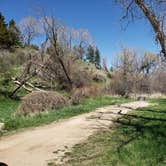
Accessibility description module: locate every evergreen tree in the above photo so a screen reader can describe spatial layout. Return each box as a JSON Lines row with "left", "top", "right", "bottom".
{"left": 0, "top": 12, "right": 11, "bottom": 48}
{"left": 8, "top": 19, "right": 22, "bottom": 46}
{"left": 86, "top": 45, "right": 95, "bottom": 63}
{"left": 94, "top": 47, "right": 101, "bottom": 69}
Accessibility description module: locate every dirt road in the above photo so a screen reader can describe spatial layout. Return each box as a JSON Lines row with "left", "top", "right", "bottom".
{"left": 0, "top": 101, "right": 149, "bottom": 166}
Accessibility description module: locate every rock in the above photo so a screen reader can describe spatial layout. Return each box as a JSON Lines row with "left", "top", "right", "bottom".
{"left": 0, "top": 123, "right": 5, "bottom": 131}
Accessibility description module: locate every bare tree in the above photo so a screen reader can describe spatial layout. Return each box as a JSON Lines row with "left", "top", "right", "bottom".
{"left": 76, "top": 29, "right": 93, "bottom": 59}
{"left": 116, "top": 0, "right": 166, "bottom": 58}
{"left": 139, "top": 52, "right": 158, "bottom": 74}
{"left": 70, "top": 28, "right": 93, "bottom": 60}
{"left": 116, "top": 48, "right": 138, "bottom": 96}
{"left": 102, "top": 57, "right": 109, "bottom": 72}
{"left": 40, "top": 15, "right": 94, "bottom": 88}
{"left": 41, "top": 16, "right": 73, "bottom": 88}
{"left": 19, "top": 16, "right": 41, "bottom": 46}
{"left": 11, "top": 14, "right": 94, "bottom": 95}
{"left": 110, "top": 48, "right": 166, "bottom": 96}
{"left": 150, "top": 60, "right": 166, "bottom": 93}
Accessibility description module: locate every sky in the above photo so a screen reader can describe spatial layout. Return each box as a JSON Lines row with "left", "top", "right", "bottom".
{"left": 0, "top": 0, "right": 160, "bottom": 66}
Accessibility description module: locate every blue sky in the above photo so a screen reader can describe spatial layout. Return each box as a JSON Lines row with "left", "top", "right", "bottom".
{"left": 0, "top": 0, "right": 160, "bottom": 66}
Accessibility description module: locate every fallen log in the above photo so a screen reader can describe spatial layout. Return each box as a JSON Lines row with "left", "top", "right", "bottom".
{"left": 14, "top": 80, "right": 44, "bottom": 92}
{"left": 10, "top": 78, "right": 45, "bottom": 97}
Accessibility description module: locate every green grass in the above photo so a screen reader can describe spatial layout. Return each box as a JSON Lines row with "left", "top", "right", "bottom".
{"left": 0, "top": 96, "right": 20, "bottom": 122}
{"left": 0, "top": 96, "right": 131, "bottom": 134}
{"left": 62, "top": 98, "right": 166, "bottom": 166}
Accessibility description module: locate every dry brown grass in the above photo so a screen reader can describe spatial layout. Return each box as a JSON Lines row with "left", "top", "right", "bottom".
{"left": 70, "top": 85, "right": 101, "bottom": 105}
{"left": 17, "top": 91, "right": 68, "bottom": 115}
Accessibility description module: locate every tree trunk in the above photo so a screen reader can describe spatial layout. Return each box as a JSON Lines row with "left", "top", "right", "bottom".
{"left": 134, "top": 0, "right": 166, "bottom": 58}
{"left": 57, "top": 56, "right": 73, "bottom": 87}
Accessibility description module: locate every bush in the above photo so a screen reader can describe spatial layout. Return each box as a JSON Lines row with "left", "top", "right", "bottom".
{"left": 110, "top": 79, "right": 126, "bottom": 96}
{"left": 17, "top": 91, "right": 68, "bottom": 115}
{"left": 70, "top": 67, "right": 91, "bottom": 88}
{"left": 92, "top": 71, "right": 106, "bottom": 82}
{"left": 70, "top": 85, "right": 101, "bottom": 105}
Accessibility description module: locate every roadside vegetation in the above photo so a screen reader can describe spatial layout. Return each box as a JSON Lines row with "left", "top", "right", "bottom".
{"left": 61, "top": 98, "right": 166, "bottom": 166}
{"left": 0, "top": 96, "right": 132, "bottom": 134}
{"left": 0, "top": 1, "right": 166, "bottom": 164}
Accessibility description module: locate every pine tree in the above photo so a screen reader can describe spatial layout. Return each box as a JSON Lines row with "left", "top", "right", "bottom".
{"left": 8, "top": 19, "right": 22, "bottom": 46}
{"left": 0, "top": 12, "right": 11, "bottom": 48}
{"left": 86, "top": 45, "right": 95, "bottom": 63}
{"left": 94, "top": 47, "right": 101, "bottom": 69}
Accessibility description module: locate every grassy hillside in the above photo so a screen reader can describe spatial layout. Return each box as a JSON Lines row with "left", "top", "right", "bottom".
{"left": 61, "top": 98, "right": 166, "bottom": 166}
{"left": 0, "top": 47, "right": 115, "bottom": 135}
{"left": 0, "top": 48, "right": 109, "bottom": 98}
